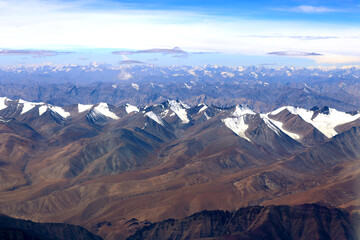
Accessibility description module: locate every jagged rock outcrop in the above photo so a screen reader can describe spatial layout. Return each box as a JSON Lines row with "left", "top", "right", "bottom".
{"left": 127, "top": 204, "right": 358, "bottom": 240}
{"left": 0, "top": 214, "right": 102, "bottom": 240}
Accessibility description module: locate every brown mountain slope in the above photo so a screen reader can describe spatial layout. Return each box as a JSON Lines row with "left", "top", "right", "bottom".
{"left": 0, "top": 101, "right": 359, "bottom": 239}
{"left": 0, "top": 213, "right": 103, "bottom": 240}
{"left": 127, "top": 204, "right": 358, "bottom": 240}
{"left": 288, "top": 126, "right": 360, "bottom": 171}
{"left": 268, "top": 108, "right": 328, "bottom": 145}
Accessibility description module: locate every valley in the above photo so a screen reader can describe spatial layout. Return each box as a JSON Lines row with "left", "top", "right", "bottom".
{"left": 0, "top": 97, "right": 359, "bottom": 239}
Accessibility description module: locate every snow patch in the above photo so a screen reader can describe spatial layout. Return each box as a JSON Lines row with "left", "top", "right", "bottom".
{"left": 93, "top": 103, "right": 119, "bottom": 120}
{"left": 261, "top": 115, "right": 281, "bottom": 135}
{"left": 38, "top": 104, "right": 70, "bottom": 118}
{"left": 180, "top": 101, "right": 190, "bottom": 109}
{"left": 18, "top": 99, "right": 43, "bottom": 115}
{"left": 188, "top": 69, "right": 197, "bottom": 77}
{"left": 203, "top": 70, "right": 213, "bottom": 77}
{"left": 237, "top": 66, "right": 245, "bottom": 72}
{"left": 125, "top": 104, "right": 139, "bottom": 114}
{"left": 0, "top": 117, "right": 9, "bottom": 123}
{"left": 221, "top": 72, "right": 235, "bottom": 78}
{"left": 260, "top": 114, "right": 300, "bottom": 139}
{"left": 232, "top": 105, "right": 256, "bottom": 117}
{"left": 222, "top": 116, "right": 251, "bottom": 141}
{"left": 204, "top": 112, "right": 211, "bottom": 120}
{"left": 198, "top": 104, "right": 208, "bottom": 113}
{"left": 184, "top": 83, "right": 192, "bottom": 89}
{"left": 39, "top": 105, "right": 48, "bottom": 116}
{"left": 270, "top": 106, "right": 291, "bottom": 116}
{"left": 49, "top": 106, "right": 70, "bottom": 118}
{"left": 161, "top": 109, "right": 169, "bottom": 118}
{"left": 78, "top": 104, "right": 93, "bottom": 113}
{"left": 168, "top": 100, "right": 190, "bottom": 124}
{"left": 271, "top": 106, "right": 360, "bottom": 138}
{"left": 272, "top": 119, "right": 300, "bottom": 140}
{"left": 310, "top": 108, "right": 360, "bottom": 138}
{"left": 145, "top": 111, "right": 164, "bottom": 126}
{"left": 0, "top": 97, "right": 10, "bottom": 111}
{"left": 131, "top": 83, "right": 139, "bottom": 90}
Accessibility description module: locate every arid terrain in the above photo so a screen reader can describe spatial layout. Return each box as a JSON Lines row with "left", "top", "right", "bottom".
{"left": 2, "top": 0, "right": 360, "bottom": 238}
{"left": 0, "top": 96, "right": 359, "bottom": 239}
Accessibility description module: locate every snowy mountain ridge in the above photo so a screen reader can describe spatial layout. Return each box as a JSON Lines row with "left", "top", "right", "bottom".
{"left": 0, "top": 96, "right": 359, "bottom": 143}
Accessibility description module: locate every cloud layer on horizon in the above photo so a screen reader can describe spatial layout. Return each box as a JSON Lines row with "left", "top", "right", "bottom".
{"left": 268, "top": 51, "right": 323, "bottom": 56}
{"left": 113, "top": 47, "right": 189, "bottom": 59}
{"left": 118, "top": 60, "right": 145, "bottom": 64}
{"left": 0, "top": 0, "right": 359, "bottom": 66}
{"left": 113, "top": 47, "right": 186, "bottom": 55}
{"left": 274, "top": 5, "right": 342, "bottom": 14}
{"left": 0, "top": 49, "right": 72, "bottom": 57}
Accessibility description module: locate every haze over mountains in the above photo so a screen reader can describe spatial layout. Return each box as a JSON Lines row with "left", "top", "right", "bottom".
{"left": 0, "top": 92, "right": 359, "bottom": 239}
{"left": 0, "top": 64, "right": 360, "bottom": 112}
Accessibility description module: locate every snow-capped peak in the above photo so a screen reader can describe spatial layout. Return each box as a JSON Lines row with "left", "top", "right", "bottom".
{"left": 270, "top": 106, "right": 360, "bottom": 138}
{"left": 18, "top": 99, "right": 44, "bottom": 115}
{"left": 168, "top": 100, "right": 190, "bottom": 124}
{"left": 310, "top": 108, "right": 360, "bottom": 138}
{"left": 0, "top": 97, "right": 11, "bottom": 111}
{"left": 0, "top": 98, "right": 71, "bottom": 118}
{"left": 38, "top": 106, "right": 47, "bottom": 116}
{"left": 222, "top": 115, "right": 251, "bottom": 142}
{"left": 38, "top": 105, "right": 70, "bottom": 118}
{"left": 78, "top": 103, "right": 93, "bottom": 113}
{"left": 222, "top": 105, "right": 255, "bottom": 141}
{"left": 93, "top": 102, "right": 119, "bottom": 120}
{"left": 232, "top": 105, "right": 256, "bottom": 117}
{"left": 48, "top": 105, "right": 71, "bottom": 118}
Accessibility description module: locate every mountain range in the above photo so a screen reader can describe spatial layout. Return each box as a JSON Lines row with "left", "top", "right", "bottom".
{"left": 0, "top": 96, "right": 359, "bottom": 239}
{"left": 0, "top": 64, "right": 360, "bottom": 112}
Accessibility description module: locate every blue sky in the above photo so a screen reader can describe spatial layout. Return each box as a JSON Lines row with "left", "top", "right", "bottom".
{"left": 0, "top": 0, "right": 359, "bottom": 67}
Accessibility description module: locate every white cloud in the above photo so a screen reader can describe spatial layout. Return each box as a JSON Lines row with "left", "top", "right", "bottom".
{"left": 268, "top": 51, "right": 322, "bottom": 56}
{"left": 0, "top": 0, "right": 359, "bottom": 66}
{"left": 290, "top": 5, "right": 340, "bottom": 13}
{"left": 309, "top": 54, "right": 360, "bottom": 64}
{"left": 267, "top": 52, "right": 360, "bottom": 65}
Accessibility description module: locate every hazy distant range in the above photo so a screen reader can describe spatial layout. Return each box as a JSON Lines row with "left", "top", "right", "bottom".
{"left": 0, "top": 64, "right": 360, "bottom": 112}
